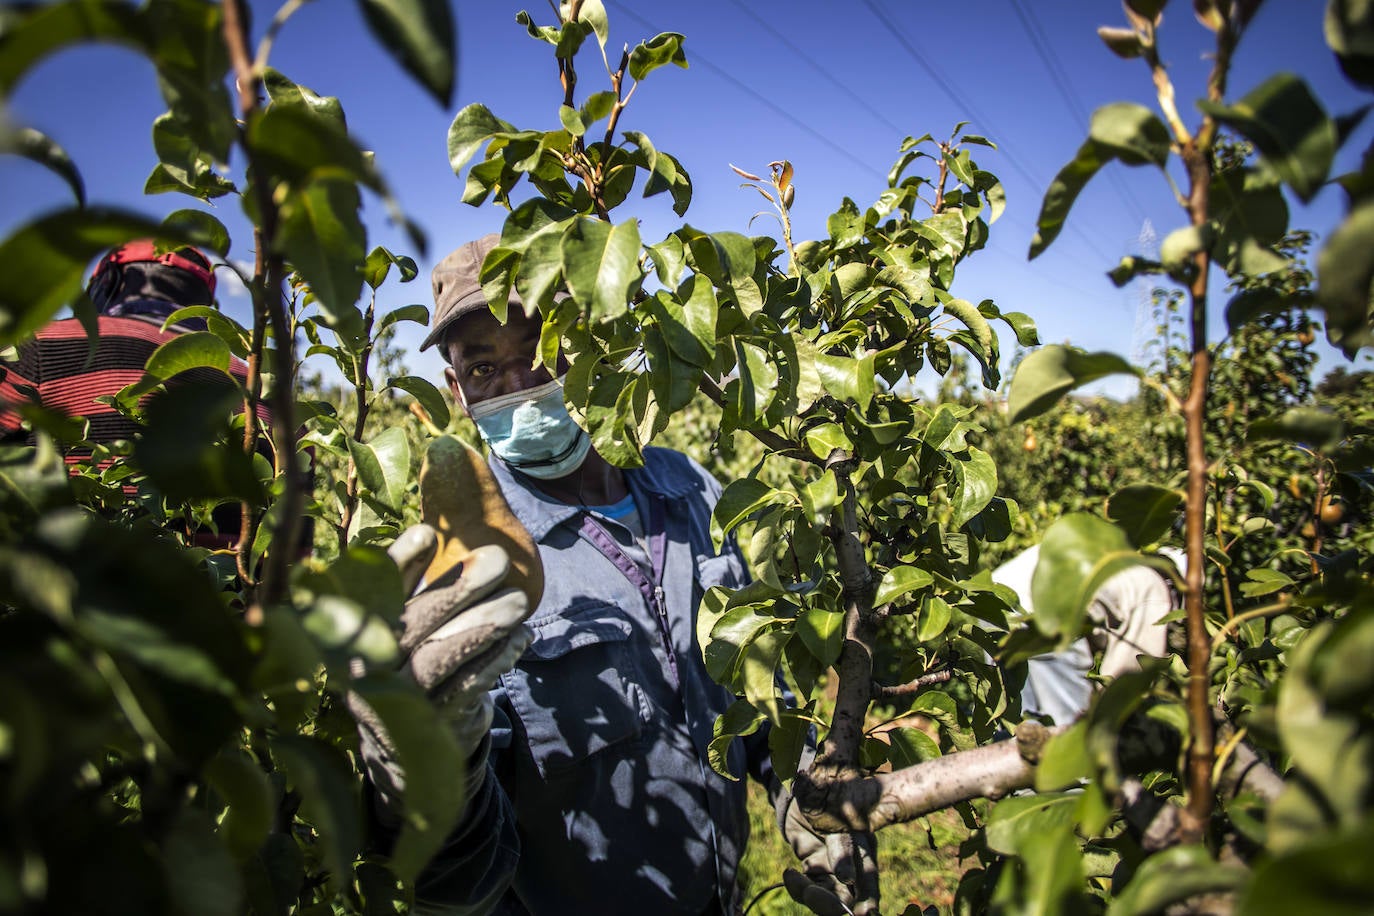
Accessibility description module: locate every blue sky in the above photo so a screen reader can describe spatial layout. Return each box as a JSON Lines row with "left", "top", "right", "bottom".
{"left": 3, "top": 0, "right": 1371, "bottom": 395}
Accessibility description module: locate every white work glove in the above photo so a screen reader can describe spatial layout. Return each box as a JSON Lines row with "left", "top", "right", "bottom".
{"left": 352, "top": 525, "right": 532, "bottom": 815}
{"left": 775, "top": 786, "right": 878, "bottom": 916}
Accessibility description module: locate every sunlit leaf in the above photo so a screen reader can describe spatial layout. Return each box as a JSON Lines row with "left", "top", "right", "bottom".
{"left": 386, "top": 375, "right": 451, "bottom": 431}
{"left": 711, "top": 478, "right": 795, "bottom": 553}
{"left": 874, "top": 565, "right": 934, "bottom": 608}
{"left": 561, "top": 216, "right": 641, "bottom": 321}
{"left": 1006, "top": 345, "right": 1138, "bottom": 423}
{"left": 950, "top": 446, "right": 997, "bottom": 530}
{"left": 628, "top": 31, "right": 687, "bottom": 81}
{"left": 364, "top": 247, "right": 419, "bottom": 289}
{"left": 446, "top": 103, "right": 516, "bottom": 175}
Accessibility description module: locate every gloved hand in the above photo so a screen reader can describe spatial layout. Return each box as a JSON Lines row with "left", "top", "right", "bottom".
{"left": 351, "top": 524, "right": 532, "bottom": 816}
{"left": 775, "top": 785, "right": 878, "bottom": 916}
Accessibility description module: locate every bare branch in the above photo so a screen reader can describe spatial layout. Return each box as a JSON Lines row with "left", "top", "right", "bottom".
{"left": 871, "top": 669, "right": 953, "bottom": 700}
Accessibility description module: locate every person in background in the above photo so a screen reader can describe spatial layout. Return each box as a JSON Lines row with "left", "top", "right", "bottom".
{"left": 992, "top": 545, "right": 1185, "bottom": 725}
{"left": 355, "top": 233, "right": 858, "bottom": 915}
{"left": 0, "top": 240, "right": 271, "bottom": 549}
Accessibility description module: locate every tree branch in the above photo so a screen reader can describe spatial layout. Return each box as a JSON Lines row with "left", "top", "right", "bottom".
{"left": 871, "top": 668, "right": 952, "bottom": 700}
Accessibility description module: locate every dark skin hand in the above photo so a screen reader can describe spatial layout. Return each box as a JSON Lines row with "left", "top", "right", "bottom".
{"left": 443, "top": 305, "right": 628, "bottom": 508}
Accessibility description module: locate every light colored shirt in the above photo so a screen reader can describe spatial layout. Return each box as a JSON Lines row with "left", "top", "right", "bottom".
{"left": 992, "top": 545, "right": 1182, "bottom": 725}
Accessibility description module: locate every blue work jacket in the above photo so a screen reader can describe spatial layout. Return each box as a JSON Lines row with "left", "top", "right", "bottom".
{"left": 415, "top": 447, "right": 766, "bottom": 916}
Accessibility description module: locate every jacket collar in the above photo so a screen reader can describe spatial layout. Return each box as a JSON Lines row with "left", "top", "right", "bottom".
{"left": 488, "top": 446, "right": 697, "bottom": 542}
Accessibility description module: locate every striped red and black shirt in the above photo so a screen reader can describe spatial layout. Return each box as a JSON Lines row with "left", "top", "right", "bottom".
{"left": 0, "top": 315, "right": 274, "bottom": 546}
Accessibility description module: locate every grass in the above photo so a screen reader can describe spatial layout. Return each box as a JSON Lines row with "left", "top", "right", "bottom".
{"left": 735, "top": 778, "right": 974, "bottom": 915}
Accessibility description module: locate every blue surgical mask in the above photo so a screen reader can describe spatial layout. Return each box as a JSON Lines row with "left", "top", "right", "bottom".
{"left": 467, "top": 377, "right": 592, "bottom": 480}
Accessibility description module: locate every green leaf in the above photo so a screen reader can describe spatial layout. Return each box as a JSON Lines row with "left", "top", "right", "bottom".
{"left": 347, "top": 427, "right": 411, "bottom": 515}
{"left": 1198, "top": 73, "right": 1335, "bottom": 203}
{"left": 364, "top": 247, "right": 419, "bottom": 289}
{"left": 949, "top": 446, "right": 998, "bottom": 530}
{"left": 1326, "top": 0, "right": 1374, "bottom": 89}
{"left": 356, "top": 0, "right": 455, "bottom": 106}
{"left": 1017, "top": 820, "right": 1085, "bottom": 916}
{"left": 886, "top": 727, "right": 941, "bottom": 769}
{"left": 1110, "top": 846, "right": 1247, "bottom": 916}
{"left": 730, "top": 340, "right": 779, "bottom": 424}
{"left": 1239, "top": 568, "right": 1295, "bottom": 598}
{"left": 385, "top": 375, "right": 451, "bottom": 430}
{"left": 1248, "top": 407, "right": 1345, "bottom": 450}
{"left": 1317, "top": 194, "right": 1374, "bottom": 357}
{"left": 874, "top": 565, "right": 935, "bottom": 608}
{"left": 1006, "top": 345, "right": 1138, "bottom": 423}
{"left": 0, "top": 124, "right": 84, "bottom": 206}
{"left": 162, "top": 809, "right": 243, "bottom": 916}
{"left": 349, "top": 675, "right": 465, "bottom": 883}
{"left": 707, "top": 699, "right": 766, "bottom": 779}
{"left": 1031, "top": 514, "right": 1142, "bottom": 641}
{"left": 706, "top": 606, "right": 775, "bottom": 684}
{"left": 378, "top": 303, "right": 429, "bottom": 336}
{"left": 134, "top": 383, "right": 263, "bottom": 504}
{"left": 271, "top": 735, "right": 364, "bottom": 889}
{"left": 1030, "top": 103, "right": 1170, "bottom": 257}
{"left": 162, "top": 208, "right": 230, "bottom": 257}
{"left": 77, "top": 607, "right": 238, "bottom": 695}
{"left": 628, "top": 32, "right": 688, "bottom": 81}
{"left": 648, "top": 276, "right": 716, "bottom": 367}
{"left": 918, "top": 595, "right": 954, "bottom": 642}
{"left": 204, "top": 750, "right": 275, "bottom": 862}
{"left": 574, "top": 0, "right": 609, "bottom": 49}
{"left": 0, "top": 0, "right": 148, "bottom": 94}
{"left": 262, "top": 68, "right": 345, "bottom": 124}
{"left": 984, "top": 792, "right": 1079, "bottom": 856}
{"left": 739, "top": 621, "right": 789, "bottom": 724}
{"left": 561, "top": 216, "right": 641, "bottom": 321}
{"left": 1034, "top": 721, "right": 1091, "bottom": 791}
{"left": 942, "top": 297, "right": 994, "bottom": 357}
{"left": 1107, "top": 484, "right": 1184, "bottom": 546}
{"left": 0, "top": 207, "right": 179, "bottom": 348}
{"left": 814, "top": 352, "right": 876, "bottom": 411}
{"left": 143, "top": 330, "right": 232, "bottom": 382}
{"left": 767, "top": 708, "right": 810, "bottom": 781}
{"left": 796, "top": 606, "right": 843, "bottom": 668}
{"left": 277, "top": 179, "right": 366, "bottom": 322}
{"left": 147, "top": 112, "right": 236, "bottom": 200}
{"left": 1000, "top": 310, "right": 1040, "bottom": 347}
{"left": 1225, "top": 285, "right": 1314, "bottom": 332}
{"left": 247, "top": 104, "right": 382, "bottom": 193}
{"left": 446, "top": 103, "right": 516, "bottom": 175}
{"left": 804, "top": 423, "right": 852, "bottom": 461}
{"left": 711, "top": 478, "right": 794, "bottom": 552}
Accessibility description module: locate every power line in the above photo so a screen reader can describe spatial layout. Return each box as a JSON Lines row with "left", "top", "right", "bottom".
{"left": 604, "top": 1, "right": 886, "bottom": 181}
{"left": 855, "top": 0, "right": 1122, "bottom": 266}
{"left": 1008, "top": 0, "right": 1152, "bottom": 226}
{"left": 723, "top": 0, "right": 910, "bottom": 138}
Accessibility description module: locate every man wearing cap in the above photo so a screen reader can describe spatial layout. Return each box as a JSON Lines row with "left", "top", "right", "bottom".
{"left": 358, "top": 234, "right": 857, "bottom": 915}
{"left": 0, "top": 240, "right": 271, "bottom": 549}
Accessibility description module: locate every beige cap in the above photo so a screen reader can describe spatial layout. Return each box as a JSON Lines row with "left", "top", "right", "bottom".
{"left": 420, "top": 232, "right": 518, "bottom": 352}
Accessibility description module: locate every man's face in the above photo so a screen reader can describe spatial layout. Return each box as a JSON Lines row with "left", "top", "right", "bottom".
{"left": 442, "top": 306, "right": 567, "bottom": 414}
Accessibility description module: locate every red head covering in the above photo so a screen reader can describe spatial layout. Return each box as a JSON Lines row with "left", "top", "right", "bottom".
{"left": 90, "top": 240, "right": 217, "bottom": 297}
